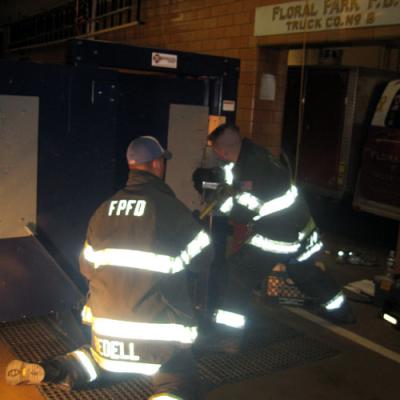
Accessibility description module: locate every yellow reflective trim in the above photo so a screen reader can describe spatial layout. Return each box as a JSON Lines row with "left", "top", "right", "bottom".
{"left": 180, "top": 250, "right": 190, "bottom": 265}
{"left": 236, "top": 192, "right": 260, "bottom": 211}
{"left": 253, "top": 185, "right": 298, "bottom": 221}
{"left": 324, "top": 292, "right": 345, "bottom": 311}
{"left": 91, "top": 349, "right": 161, "bottom": 375}
{"left": 92, "top": 318, "right": 198, "bottom": 344}
{"left": 71, "top": 350, "right": 97, "bottom": 382}
{"left": 83, "top": 245, "right": 184, "bottom": 273}
{"left": 223, "top": 163, "right": 235, "bottom": 185}
{"left": 149, "top": 394, "right": 184, "bottom": 400}
{"left": 184, "top": 230, "right": 211, "bottom": 262}
{"left": 82, "top": 307, "right": 198, "bottom": 344}
{"left": 81, "top": 305, "right": 93, "bottom": 325}
{"left": 383, "top": 313, "right": 398, "bottom": 325}
{"left": 249, "top": 233, "right": 301, "bottom": 254}
{"left": 248, "top": 224, "right": 321, "bottom": 257}
{"left": 296, "top": 230, "right": 323, "bottom": 262}
{"left": 214, "top": 309, "right": 245, "bottom": 329}
{"left": 218, "top": 179, "right": 299, "bottom": 219}
{"left": 83, "top": 230, "right": 210, "bottom": 273}
{"left": 219, "top": 196, "right": 234, "bottom": 214}
{"left": 296, "top": 241, "right": 323, "bottom": 262}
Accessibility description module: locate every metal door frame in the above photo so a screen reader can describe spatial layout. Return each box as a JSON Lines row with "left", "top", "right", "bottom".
{"left": 67, "top": 38, "right": 240, "bottom": 122}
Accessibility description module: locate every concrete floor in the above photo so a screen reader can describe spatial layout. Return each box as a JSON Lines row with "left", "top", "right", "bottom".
{"left": 206, "top": 233, "right": 400, "bottom": 399}
{"left": 208, "top": 318, "right": 399, "bottom": 399}
{"left": 207, "top": 195, "right": 400, "bottom": 399}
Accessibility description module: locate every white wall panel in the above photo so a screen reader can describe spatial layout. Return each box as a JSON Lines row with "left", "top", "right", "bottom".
{"left": 166, "top": 104, "right": 209, "bottom": 210}
{"left": 0, "top": 95, "right": 39, "bottom": 238}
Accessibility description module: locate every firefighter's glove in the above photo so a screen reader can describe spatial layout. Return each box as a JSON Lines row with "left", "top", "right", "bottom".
{"left": 213, "top": 182, "right": 239, "bottom": 201}
{"left": 199, "top": 182, "right": 239, "bottom": 220}
{"left": 192, "top": 167, "right": 224, "bottom": 194}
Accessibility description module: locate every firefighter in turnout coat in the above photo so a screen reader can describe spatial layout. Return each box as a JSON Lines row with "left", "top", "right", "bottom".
{"left": 6, "top": 136, "right": 214, "bottom": 400}
{"left": 206, "top": 124, "right": 355, "bottom": 325}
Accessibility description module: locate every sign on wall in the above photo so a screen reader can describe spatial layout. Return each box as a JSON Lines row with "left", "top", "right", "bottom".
{"left": 255, "top": 0, "right": 400, "bottom": 36}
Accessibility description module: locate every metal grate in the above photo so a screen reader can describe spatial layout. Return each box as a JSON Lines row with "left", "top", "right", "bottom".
{"left": 198, "top": 335, "right": 338, "bottom": 386}
{"left": 0, "top": 315, "right": 338, "bottom": 399}
{"left": 41, "top": 377, "right": 153, "bottom": 400}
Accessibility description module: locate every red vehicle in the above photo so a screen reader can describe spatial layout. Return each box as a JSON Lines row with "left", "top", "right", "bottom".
{"left": 354, "top": 80, "right": 400, "bottom": 221}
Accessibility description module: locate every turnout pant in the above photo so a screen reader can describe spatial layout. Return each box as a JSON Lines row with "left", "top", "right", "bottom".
{"left": 40, "top": 344, "right": 201, "bottom": 399}
{"left": 219, "top": 244, "right": 341, "bottom": 316}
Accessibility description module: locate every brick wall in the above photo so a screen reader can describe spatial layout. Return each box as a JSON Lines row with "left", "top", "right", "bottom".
{"left": 8, "top": 2, "right": 400, "bottom": 154}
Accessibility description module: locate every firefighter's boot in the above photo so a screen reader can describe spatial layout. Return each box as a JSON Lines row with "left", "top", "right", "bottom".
{"left": 52, "top": 348, "right": 99, "bottom": 390}
{"left": 318, "top": 292, "right": 356, "bottom": 324}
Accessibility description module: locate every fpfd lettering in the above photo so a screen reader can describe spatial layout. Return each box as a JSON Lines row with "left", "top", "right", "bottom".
{"left": 108, "top": 199, "right": 146, "bottom": 216}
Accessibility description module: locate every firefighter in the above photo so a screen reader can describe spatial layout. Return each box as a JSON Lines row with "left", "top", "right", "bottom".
{"left": 5, "top": 136, "right": 214, "bottom": 399}
{"left": 203, "top": 124, "right": 355, "bottom": 325}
